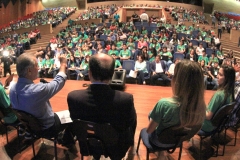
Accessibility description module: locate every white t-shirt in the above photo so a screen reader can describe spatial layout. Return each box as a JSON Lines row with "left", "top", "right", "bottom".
{"left": 156, "top": 62, "right": 164, "bottom": 73}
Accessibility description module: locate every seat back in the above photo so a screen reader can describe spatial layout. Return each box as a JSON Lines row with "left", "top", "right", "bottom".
{"left": 122, "top": 60, "right": 135, "bottom": 74}
{"left": 211, "top": 102, "right": 236, "bottom": 128}
{"left": 72, "top": 119, "right": 119, "bottom": 156}
{"left": 157, "top": 124, "right": 202, "bottom": 146}
{"left": 13, "top": 109, "right": 43, "bottom": 135}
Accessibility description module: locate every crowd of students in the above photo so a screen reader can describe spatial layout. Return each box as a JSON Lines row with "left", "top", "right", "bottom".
{"left": 32, "top": 10, "right": 237, "bottom": 89}
{"left": 0, "top": 7, "right": 77, "bottom": 33}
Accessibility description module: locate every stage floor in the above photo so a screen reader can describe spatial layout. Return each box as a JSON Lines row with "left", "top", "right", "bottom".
{"left": 1, "top": 78, "right": 240, "bottom": 160}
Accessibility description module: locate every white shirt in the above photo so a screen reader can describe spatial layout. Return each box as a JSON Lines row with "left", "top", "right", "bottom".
{"left": 155, "top": 62, "right": 164, "bottom": 73}
{"left": 50, "top": 43, "right": 57, "bottom": 51}
{"left": 140, "top": 13, "right": 149, "bottom": 21}
{"left": 196, "top": 47, "right": 204, "bottom": 56}
{"left": 168, "top": 64, "right": 175, "bottom": 75}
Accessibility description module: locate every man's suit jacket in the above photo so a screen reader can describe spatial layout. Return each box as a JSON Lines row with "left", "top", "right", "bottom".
{"left": 150, "top": 60, "right": 167, "bottom": 73}
{"left": 67, "top": 84, "right": 137, "bottom": 158}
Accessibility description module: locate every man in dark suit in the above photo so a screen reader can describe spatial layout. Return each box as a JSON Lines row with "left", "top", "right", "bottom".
{"left": 150, "top": 55, "right": 171, "bottom": 85}
{"left": 67, "top": 53, "right": 137, "bottom": 159}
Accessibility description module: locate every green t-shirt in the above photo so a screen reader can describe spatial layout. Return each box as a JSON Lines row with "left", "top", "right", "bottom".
{"left": 198, "top": 56, "right": 209, "bottom": 65}
{"left": 142, "top": 29, "right": 148, "bottom": 35}
{"left": 160, "top": 51, "right": 172, "bottom": 60}
{"left": 0, "top": 85, "right": 18, "bottom": 124}
{"left": 202, "top": 90, "right": 233, "bottom": 132}
{"left": 108, "top": 50, "right": 119, "bottom": 56}
{"left": 209, "top": 57, "right": 219, "bottom": 65}
{"left": 120, "top": 49, "right": 131, "bottom": 58}
{"left": 116, "top": 41, "right": 123, "bottom": 48}
{"left": 115, "top": 59, "right": 122, "bottom": 68}
{"left": 149, "top": 43, "right": 161, "bottom": 51}
{"left": 44, "top": 59, "right": 53, "bottom": 68}
{"left": 177, "top": 45, "right": 185, "bottom": 52}
{"left": 38, "top": 60, "right": 45, "bottom": 68}
{"left": 84, "top": 50, "right": 92, "bottom": 56}
{"left": 150, "top": 98, "right": 180, "bottom": 134}
{"left": 81, "top": 61, "right": 89, "bottom": 70}
{"left": 126, "top": 42, "right": 135, "bottom": 50}
{"left": 74, "top": 50, "right": 82, "bottom": 57}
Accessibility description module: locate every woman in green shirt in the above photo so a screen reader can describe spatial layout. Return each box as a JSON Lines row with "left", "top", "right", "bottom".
{"left": 116, "top": 37, "right": 123, "bottom": 50}
{"left": 108, "top": 44, "right": 119, "bottom": 58}
{"left": 146, "top": 60, "right": 206, "bottom": 158}
{"left": 201, "top": 65, "right": 235, "bottom": 132}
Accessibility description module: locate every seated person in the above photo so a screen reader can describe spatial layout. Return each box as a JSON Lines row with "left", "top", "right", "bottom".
{"left": 176, "top": 40, "right": 186, "bottom": 54}
{"left": 159, "top": 47, "right": 173, "bottom": 68}
{"left": 196, "top": 43, "right": 205, "bottom": 56}
{"left": 201, "top": 65, "right": 235, "bottom": 133}
{"left": 108, "top": 44, "right": 119, "bottom": 59}
{"left": 147, "top": 60, "right": 205, "bottom": 159}
{"left": 198, "top": 50, "right": 209, "bottom": 66}
{"left": 76, "top": 55, "right": 89, "bottom": 80}
{"left": 134, "top": 54, "right": 148, "bottom": 85}
{"left": 150, "top": 55, "right": 171, "bottom": 86}
{"left": 10, "top": 54, "right": 76, "bottom": 150}
{"left": 67, "top": 53, "right": 136, "bottom": 159}
{"left": 119, "top": 44, "right": 131, "bottom": 61}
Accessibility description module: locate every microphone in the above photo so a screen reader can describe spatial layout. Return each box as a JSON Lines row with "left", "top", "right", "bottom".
{"left": 40, "top": 78, "right": 48, "bottom": 83}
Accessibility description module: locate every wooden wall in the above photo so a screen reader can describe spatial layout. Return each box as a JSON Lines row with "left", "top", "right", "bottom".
{"left": 0, "top": 0, "right": 44, "bottom": 26}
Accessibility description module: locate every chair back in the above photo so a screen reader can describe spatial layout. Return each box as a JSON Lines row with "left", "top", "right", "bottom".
{"left": 13, "top": 109, "right": 43, "bottom": 135}
{"left": 72, "top": 119, "right": 119, "bottom": 156}
{"left": 211, "top": 102, "right": 236, "bottom": 128}
{"left": 122, "top": 60, "right": 135, "bottom": 74}
{"left": 157, "top": 124, "right": 202, "bottom": 147}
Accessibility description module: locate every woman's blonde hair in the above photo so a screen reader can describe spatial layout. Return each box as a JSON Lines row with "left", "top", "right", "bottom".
{"left": 172, "top": 60, "right": 206, "bottom": 128}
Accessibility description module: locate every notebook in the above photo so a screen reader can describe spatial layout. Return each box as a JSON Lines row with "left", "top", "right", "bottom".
{"left": 55, "top": 110, "right": 73, "bottom": 124}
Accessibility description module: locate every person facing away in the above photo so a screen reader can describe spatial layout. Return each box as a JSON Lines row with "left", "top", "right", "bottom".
{"left": 201, "top": 65, "right": 235, "bottom": 132}
{"left": 67, "top": 53, "right": 137, "bottom": 159}
{"left": 147, "top": 60, "right": 206, "bottom": 158}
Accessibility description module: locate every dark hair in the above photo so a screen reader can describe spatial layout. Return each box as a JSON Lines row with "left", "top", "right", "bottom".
{"left": 89, "top": 54, "right": 115, "bottom": 81}
{"left": 219, "top": 65, "right": 235, "bottom": 102}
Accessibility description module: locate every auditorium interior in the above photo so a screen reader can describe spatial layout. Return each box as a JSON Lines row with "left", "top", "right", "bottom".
{"left": 0, "top": 0, "right": 240, "bottom": 160}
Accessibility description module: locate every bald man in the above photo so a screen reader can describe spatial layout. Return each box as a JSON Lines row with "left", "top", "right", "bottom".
{"left": 67, "top": 53, "right": 137, "bottom": 159}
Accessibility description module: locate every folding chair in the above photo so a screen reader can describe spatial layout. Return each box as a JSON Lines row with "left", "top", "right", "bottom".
{"left": 197, "top": 102, "right": 235, "bottom": 158}
{"left": 13, "top": 109, "right": 58, "bottom": 160}
{"left": 136, "top": 125, "right": 202, "bottom": 160}
{"left": 72, "top": 119, "right": 120, "bottom": 160}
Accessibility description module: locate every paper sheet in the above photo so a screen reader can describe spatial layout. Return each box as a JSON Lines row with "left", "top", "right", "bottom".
{"left": 55, "top": 110, "right": 72, "bottom": 124}
{"left": 129, "top": 70, "right": 137, "bottom": 78}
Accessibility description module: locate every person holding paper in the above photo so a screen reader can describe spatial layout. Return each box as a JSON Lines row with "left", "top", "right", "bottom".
{"left": 67, "top": 53, "right": 136, "bottom": 159}
{"left": 134, "top": 54, "right": 148, "bottom": 85}
{"left": 9, "top": 53, "right": 77, "bottom": 152}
